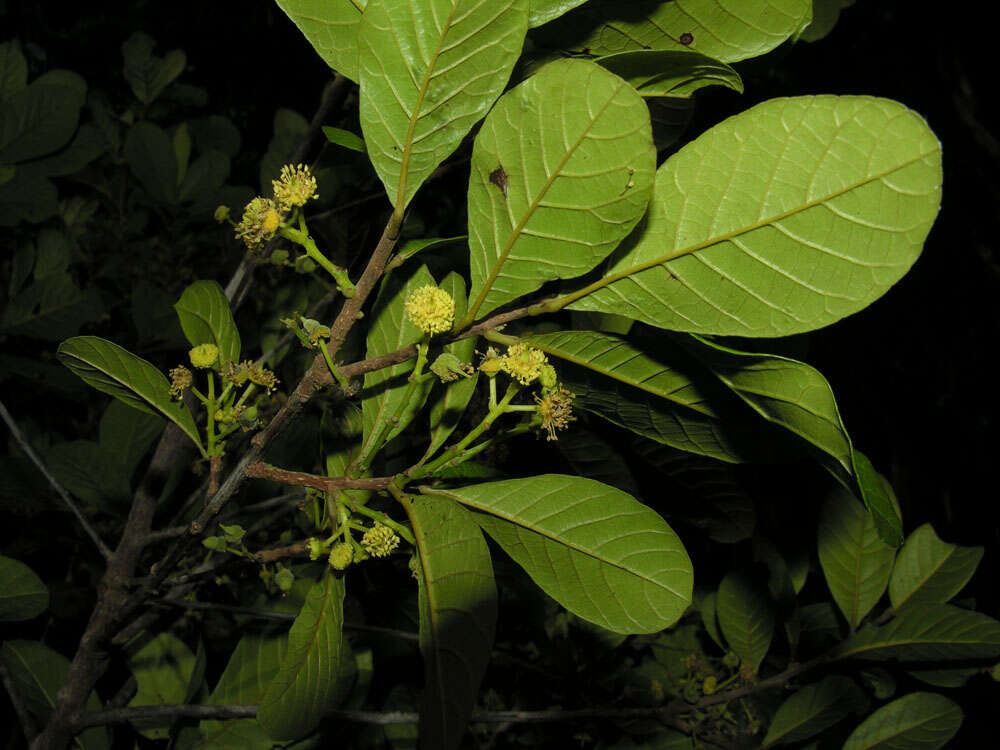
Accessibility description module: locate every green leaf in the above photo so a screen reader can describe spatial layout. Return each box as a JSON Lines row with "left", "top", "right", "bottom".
{"left": 126, "top": 633, "right": 197, "bottom": 739}
{"left": 568, "top": 96, "right": 943, "bottom": 338}
{"left": 523, "top": 330, "right": 766, "bottom": 463}
{"left": 426, "top": 272, "right": 478, "bottom": 456}
{"left": 853, "top": 450, "right": 903, "bottom": 547}
{"left": 0, "top": 172, "right": 57, "bottom": 225}
{"left": 174, "top": 280, "right": 242, "bottom": 364}
{"left": 556, "top": 426, "right": 640, "bottom": 496}
{"left": 536, "top": 0, "right": 812, "bottom": 63}
{"left": 800, "top": 0, "right": 843, "bottom": 43}
{"left": 122, "top": 32, "right": 186, "bottom": 104}
{"left": 178, "top": 150, "right": 230, "bottom": 204}
{"left": 361, "top": 264, "right": 436, "bottom": 456}
{"left": 0, "top": 272, "right": 101, "bottom": 341}
{"left": 19, "top": 123, "right": 105, "bottom": 179}
{"left": 889, "top": 524, "right": 983, "bottom": 613}
{"left": 359, "top": 0, "right": 528, "bottom": 210}
{"left": 46, "top": 440, "right": 131, "bottom": 507}
{"left": 57, "top": 336, "right": 203, "bottom": 453}
{"left": 274, "top": 0, "right": 366, "bottom": 83}
{"left": 842, "top": 692, "right": 963, "bottom": 750}
{"left": 392, "top": 236, "right": 468, "bottom": 268}
{"left": 817, "top": 486, "right": 896, "bottom": 629}
{"left": 424, "top": 474, "right": 693, "bottom": 633}
{"left": 0, "top": 555, "right": 49, "bottom": 621}
{"left": 716, "top": 570, "right": 774, "bottom": 673}
{"left": 465, "top": 58, "right": 654, "bottom": 321}
{"left": 0, "top": 80, "right": 84, "bottom": 163}
{"left": 762, "top": 675, "right": 864, "bottom": 747}
{"left": 190, "top": 115, "right": 241, "bottom": 158}
{"left": 198, "top": 630, "right": 287, "bottom": 749}
{"left": 595, "top": 50, "right": 743, "bottom": 98}
{"left": 837, "top": 604, "right": 1000, "bottom": 662}
{"left": 0, "top": 40, "right": 28, "bottom": 103}
{"left": 173, "top": 122, "right": 191, "bottom": 185}
{"left": 0, "top": 640, "right": 109, "bottom": 750}
{"left": 125, "top": 121, "right": 178, "bottom": 204}
{"left": 34, "top": 227, "right": 71, "bottom": 279}
{"left": 408, "top": 493, "right": 497, "bottom": 750}
{"left": 698, "top": 590, "right": 725, "bottom": 650}
{"left": 321, "top": 125, "right": 365, "bottom": 152}
{"left": 98, "top": 399, "right": 164, "bottom": 483}
{"left": 528, "top": 0, "right": 589, "bottom": 27}
{"left": 258, "top": 573, "right": 355, "bottom": 741}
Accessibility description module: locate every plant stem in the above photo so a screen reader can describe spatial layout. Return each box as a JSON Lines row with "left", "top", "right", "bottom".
{"left": 278, "top": 216, "right": 356, "bottom": 297}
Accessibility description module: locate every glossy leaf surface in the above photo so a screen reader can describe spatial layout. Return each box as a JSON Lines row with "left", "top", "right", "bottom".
{"left": 889, "top": 523, "right": 983, "bottom": 612}
{"left": 426, "top": 475, "right": 693, "bottom": 633}
{"left": 569, "top": 96, "right": 943, "bottom": 337}
{"left": 274, "top": 0, "right": 366, "bottom": 82}
{"left": 466, "top": 58, "right": 655, "bottom": 320}
{"left": 174, "top": 279, "right": 241, "bottom": 364}
{"left": 359, "top": 0, "right": 528, "bottom": 210}
{"left": 716, "top": 570, "right": 774, "bottom": 672}
{"left": 595, "top": 50, "right": 743, "bottom": 98}
{"left": 842, "top": 692, "right": 962, "bottom": 749}
{"left": 762, "top": 675, "right": 863, "bottom": 747}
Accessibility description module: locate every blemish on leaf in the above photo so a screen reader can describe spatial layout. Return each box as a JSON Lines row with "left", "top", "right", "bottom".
{"left": 489, "top": 165, "right": 508, "bottom": 198}
{"left": 679, "top": 32, "right": 694, "bottom": 46}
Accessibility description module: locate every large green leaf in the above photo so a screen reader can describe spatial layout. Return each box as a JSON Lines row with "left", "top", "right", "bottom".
{"left": 842, "top": 692, "right": 962, "bottom": 750}
{"left": 258, "top": 573, "right": 355, "bottom": 741}
{"left": 817, "top": 486, "right": 895, "bottom": 630}
{"left": 528, "top": 1, "right": 589, "bottom": 27}
{"left": 0, "top": 272, "right": 102, "bottom": 341}
{"left": 465, "top": 58, "right": 654, "bottom": 322}
{"left": 716, "top": 570, "right": 774, "bottom": 673}
{"left": 122, "top": 32, "right": 185, "bottom": 105}
{"left": 124, "top": 121, "right": 178, "bottom": 204}
{"left": 359, "top": 0, "right": 528, "bottom": 210}
{"left": 174, "top": 279, "right": 242, "bottom": 364}
{"left": 0, "top": 641, "right": 109, "bottom": 750}
{"left": 889, "top": 524, "right": 983, "bottom": 613}
{"left": 275, "top": 0, "right": 366, "bottom": 83}
{"left": 837, "top": 604, "right": 1000, "bottom": 662}
{"left": 761, "top": 675, "right": 864, "bottom": 747}
{"left": 535, "top": 0, "right": 812, "bottom": 62}
{"left": 198, "top": 630, "right": 287, "bottom": 749}
{"left": 424, "top": 475, "right": 693, "bottom": 633}
{"left": 408, "top": 493, "right": 497, "bottom": 750}
{"left": 57, "top": 336, "right": 203, "bottom": 453}
{"left": 595, "top": 50, "right": 743, "bottom": 98}
{"left": 0, "top": 40, "right": 28, "bottom": 103}
{"left": 523, "top": 330, "right": 775, "bottom": 463}
{"left": 567, "top": 96, "right": 943, "bottom": 337}
{"left": 98, "top": 399, "right": 164, "bottom": 484}
{"left": 0, "top": 172, "right": 58, "bottom": 225}
{"left": 425, "top": 272, "right": 478, "bottom": 457}
{"left": 0, "top": 555, "right": 49, "bottom": 621}
{"left": 0, "top": 79, "right": 84, "bottom": 163}
{"left": 361, "top": 264, "right": 437, "bottom": 458}
{"left": 126, "top": 633, "right": 197, "bottom": 739}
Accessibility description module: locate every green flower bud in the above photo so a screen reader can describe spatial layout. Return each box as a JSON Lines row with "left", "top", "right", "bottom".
{"left": 214, "top": 205, "right": 230, "bottom": 223}
{"left": 295, "top": 256, "right": 317, "bottom": 274}
{"left": 722, "top": 651, "right": 740, "bottom": 669}
{"left": 307, "top": 537, "right": 326, "bottom": 561}
{"left": 189, "top": 344, "right": 219, "bottom": 369}
{"left": 430, "top": 353, "right": 471, "bottom": 383}
{"left": 270, "top": 248, "right": 289, "bottom": 265}
{"left": 274, "top": 566, "right": 294, "bottom": 592}
{"left": 539, "top": 364, "right": 558, "bottom": 389}
{"left": 361, "top": 525, "right": 400, "bottom": 558}
{"left": 328, "top": 542, "right": 354, "bottom": 570}
{"left": 702, "top": 676, "right": 717, "bottom": 695}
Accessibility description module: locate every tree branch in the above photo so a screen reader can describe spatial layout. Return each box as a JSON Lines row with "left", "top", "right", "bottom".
{"left": 245, "top": 463, "right": 395, "bottom": 492}
{"left": 1, "top": 400, "right": 112, "bottom": 561}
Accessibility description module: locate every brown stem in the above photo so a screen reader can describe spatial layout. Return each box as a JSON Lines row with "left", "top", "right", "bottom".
{"left": 253, "top": 540, "right": 312, "bottom": 562}
{"left": 245, "top": 463, "right": 395, "bottom": 492}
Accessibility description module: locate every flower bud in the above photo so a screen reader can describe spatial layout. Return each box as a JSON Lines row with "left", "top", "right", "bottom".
{"left": 213, "top": 205, "right": 230, "bottom": 222}
{"left": 189, "top": 344, "right": 219, "bottom": 369}
{"left": 328, "top": 542, "right": 354, "bottom": 570}
{"left": 361, "top": 525, "right": 400, "bottom": 558}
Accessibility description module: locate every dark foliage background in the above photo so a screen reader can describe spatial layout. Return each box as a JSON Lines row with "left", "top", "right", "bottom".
{"left": 2, "top": 0, "right": 998, "bottom": 745}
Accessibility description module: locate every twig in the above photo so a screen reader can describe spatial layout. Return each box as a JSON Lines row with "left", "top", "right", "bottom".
{"left": 1, "top": 660, "right": 38, "bottom": 742}
{"left": 245, "top": 464, "right": 395, "bottom": 492}
{"left": 0, "top": 400, "right": 113, "bottom": 561}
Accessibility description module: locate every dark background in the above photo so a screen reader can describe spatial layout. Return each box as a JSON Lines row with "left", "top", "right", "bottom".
{"left": 3, "top": 0, "right": 998, "bottom": 743}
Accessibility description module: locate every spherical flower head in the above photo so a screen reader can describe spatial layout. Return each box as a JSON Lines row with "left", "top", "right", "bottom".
{"left": 235, "top": 197, "right": 281, "bottom": 250}
{"left": 272, "top": 163, "right": 318, "bottom": 211}
{"left": 702, "top": 676, "right": 717, "bottom": 696}
{"left": 404, "top": 285, "right": 455, "bottom": 335}
{"left": 501, "top": 343, "right": 547, "bottom": 386}
{"left": 307, "top": 537, "right": 326, "bottom": 561}
{"left": 534, "top": 385, "right": 575, "bottom": 441}
{"left": 168, "top": 365, "right": 192, "bottom": 398}
{"left": 328, "top": 542, "right": 353, "bottom": 570}
{"left": 538, "top": 364, "right": 558, "bottom": 389}
{"left": 361, "top": 524, "right": 400, "bottom": 558}
{"left": 246, "top": 362, "right": 279, "bottom": 393}
{"left": 478, "top": 347, "right": 503, "bottom": 377}
{"left": 189, "top": 344, "right": 219, "bottom": 370}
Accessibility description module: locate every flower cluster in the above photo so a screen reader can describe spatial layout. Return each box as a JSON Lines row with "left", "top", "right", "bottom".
{"left": 501, "top": 343, "right": 547, "bottom": 386}
{"left": 234, "top": 197, "right": 281, "bottom": 250}
{"left": 189, "top": 344, "right": 219, "bottom": 370}
{"left": 272, "top": 163, "right": 318, "bottom": 211}
{"left": 168, "top": 365, "right": 192, "bottom": 399}
{"left": 404, "top": 285, "right": 455, "bottom": 335}
{"left": 328, "top": 542, "right": 354, "bottom": 570}
{"left": 361, "top": 525, "right": 400, "bottom": 558}
{"left": 221, "top": 360, "right": 279, "bottom": 393}
{"left": 534, "top": 385, "right": 575, "bottom": 441}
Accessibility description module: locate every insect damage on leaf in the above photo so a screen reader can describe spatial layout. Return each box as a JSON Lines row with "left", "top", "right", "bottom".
{"left": 679, "top": 32, "right": 694, "bottom": 46}
{"left": 489, "top": 165, "right": 508, "bottom": 198}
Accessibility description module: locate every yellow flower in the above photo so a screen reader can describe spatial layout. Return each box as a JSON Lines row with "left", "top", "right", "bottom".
{"left": 328, "top": 542, "right": 354, "bottom": 570}
{"left": 534, "top": 385, "right": 575, "bottom": 440}
{"left": 404, "top": 285, "right": 455, "bottom": 335}
{"left": 501, "top": 343, "right": 547, "bottom": 386}
{"left": 235, "top": 197, "right": 282, "bottom": 249}
{"left": 361, "top": 525, "right": 400, "bottom": 558}
{"left": 189, "top": 344, "right": 219, "bottom": 370}
{"left": 272, "top": 163, "right": 318, "bottom": 211}
{"left": 168, "top": 365, "right": 193, "bottom": 398}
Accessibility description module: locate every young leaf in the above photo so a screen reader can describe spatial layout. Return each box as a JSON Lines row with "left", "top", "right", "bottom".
{"left": 122, "top": 32, "right": 185, "bottom": 105}
{"left": 0, "top": 640, "right": 109, "bottom": 750}
{"left": 852, "top": 449, "right": 903, "bottom": 547}
{"left": 762, "top": 675, "right": 864, "bottom": 747}
{"left": 889, "top": 524, "right": 984, "bottom": 612}
{"left": 274, "top": 0, "right": 366, "bottom": 83}
{"left": 321, "top": 125, "right": 365, "bottom": 152}
{"left": 359, "top": 0, "right": 529, "bottom": 211}
{"left": 126, "top": 633, "right": 197, "bottom": 739}
{"left": 258, "top": 573, "right": 355, "bottom": 741}
{"left": 842, "top": 692, "right": 963, "bottom": 750}
{"left": 595, "top": 50, "right": 743, "bottom": 98}
{"left": 836, "top": 604, "right": 1000, "bottom": 662}
{"left": 198, "top": 630, "right": 287, "bottom": 749}
{"left": 406, "top": 493, "right": 497, "bottom": 750}
{"left": 174, "top": 279, "right": 242, "bottom": 364}
{"left": 465, "top": 58, "right": 655, "bottom": 321}
{"left": 567, "top": 96, "right": 943, "bottom": 337}
{"left": 716, "top": 570, "right": 774, "bottom": 673}
{"left": 538, "top": 0, "right": 812, "bottom": 62}
{"left": 817, "top": 486, "right": 896, "bottom": 630}
{"left": 424, "top": 474, "right": 693, "bottom": 633}
{"left": 0, "top": 555, "right": 49, "bottom": 621}
{"left": 57, "top": 336, "right": 204, "bottom": 454}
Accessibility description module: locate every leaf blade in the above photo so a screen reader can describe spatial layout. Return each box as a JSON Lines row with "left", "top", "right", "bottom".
{"left": 0, "top": 555, "right": 49, "bottom": 622}
{"left": 842, "top": 692, "right": 963, "bottom": 750}
{"left": 716, "top": 570, "right": 774, "bottom": 673}
{"left": 174, "top": 279, "right": 241, "bottom": 364}
{"left": 761, "top": 675, "right": 863, "bottom": 747}
{"left": 889, "top": 524, "right": 984, "bottom": 613}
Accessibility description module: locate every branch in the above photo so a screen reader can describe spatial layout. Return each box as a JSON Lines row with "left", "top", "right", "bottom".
{"left": 1, "top": 400, "right": 112, "bottom": 561}
{"left": 245, "top": 463, "right": 395, "bottom": 492}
